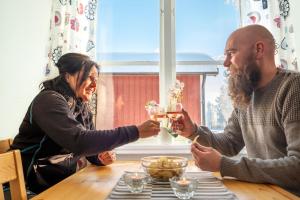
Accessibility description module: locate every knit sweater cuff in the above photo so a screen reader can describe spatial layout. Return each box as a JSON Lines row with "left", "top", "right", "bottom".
{"left": 220, "top": 156, "right": 238, "bottom": 177}
{"left": 187, "top": 123, "right": 199, "bottom": 141}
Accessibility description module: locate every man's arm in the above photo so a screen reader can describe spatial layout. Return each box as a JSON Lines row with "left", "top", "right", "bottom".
{"left": 189, "top": 109, "right": 245, "bottom": 156}
{"left": 221, "top": 76, "right": 300, "bottom": 196}
{"left": 221, "top": 123, "right": 300, "bottom": 195}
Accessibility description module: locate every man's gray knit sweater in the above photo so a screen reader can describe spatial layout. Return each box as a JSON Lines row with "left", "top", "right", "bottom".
{"left": 190, "top": 69, "right": 300, "bottom": 196}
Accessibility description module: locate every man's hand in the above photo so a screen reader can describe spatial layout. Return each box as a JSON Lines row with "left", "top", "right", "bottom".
{"left": 191, "top": 143, "right": 221, "bottom": 172}
{"left": 137, "top": 120, "right": 161, "bottom": 138}
{"left": 98, "top": 151, "right": 116, "bottom": 166}
{"left": 173, "top": 109, "right": 197, "bottom": 138}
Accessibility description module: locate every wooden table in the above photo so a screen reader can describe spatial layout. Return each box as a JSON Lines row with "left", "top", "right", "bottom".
{"left": 32, "top": 161, "right": 299, "bottom": 200}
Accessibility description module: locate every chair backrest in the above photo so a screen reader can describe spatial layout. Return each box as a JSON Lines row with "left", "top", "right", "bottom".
{"left": 0, "top": 139, "right": 13, "bottom": 153}
{"left": 0, "top": 150, "right": 27, "bottom": 200}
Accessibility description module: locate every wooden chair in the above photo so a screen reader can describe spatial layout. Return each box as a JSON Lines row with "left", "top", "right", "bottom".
{"left": 0, "top": 150, "right": 27, "bottom": 200}
{"left": 0, "top": 139, "right": 13, "bottom": 153}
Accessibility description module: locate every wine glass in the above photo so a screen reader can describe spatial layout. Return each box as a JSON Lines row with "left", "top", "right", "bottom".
{"left": 166, "top": 102, "right": 183, "bottom": 135}
{"left": 147, "top": 106, "right": 166, "bottom": 122}
{"left": 166, "top": 102, "right": 183, "bottom": 119}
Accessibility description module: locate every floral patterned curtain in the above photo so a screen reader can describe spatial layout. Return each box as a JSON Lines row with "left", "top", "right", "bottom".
{"left": 45, "top": 0, "right": 97, "bottom": 76}
{"left": 239, "top": 0, "right": 298, "bottom": 71}
{"left": 45, "top": 0, "right": 98, "bottom": 115}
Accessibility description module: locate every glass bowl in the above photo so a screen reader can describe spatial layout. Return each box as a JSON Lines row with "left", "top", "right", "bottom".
{"left": 141, "top": 156, "right": 188, "bottom": 181}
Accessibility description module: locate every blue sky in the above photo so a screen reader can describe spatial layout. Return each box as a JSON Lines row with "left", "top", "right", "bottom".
{"left": 96, "top": 0, "right": 160, "bottom": 54}
{"left": 176, "top": 0, "right": 239, "bottom": 57}
{"left": 96, "top": 0, "right": 239, "bottom": 59}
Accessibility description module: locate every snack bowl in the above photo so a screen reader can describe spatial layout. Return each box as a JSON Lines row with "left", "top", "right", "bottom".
{"left": 141, "top": 156, "right": 188, "bottom": 181}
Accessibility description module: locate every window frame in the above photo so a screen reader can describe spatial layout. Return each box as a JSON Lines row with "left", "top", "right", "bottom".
{"left": 97, "top": 0, "right": 239, "bottom": 158}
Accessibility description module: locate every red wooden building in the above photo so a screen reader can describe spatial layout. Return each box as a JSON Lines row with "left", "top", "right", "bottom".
{"left": 96, "top": 74, "right": 207, "bottom": 129}
{"left": 95, "top": 53, "right": 218, "bottom": 129}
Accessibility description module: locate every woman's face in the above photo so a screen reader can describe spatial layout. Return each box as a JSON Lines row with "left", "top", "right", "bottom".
{"left": 78, "top": 66, "right": 98, "bottom": 102}
{"left": 67, "top": 65, "right": 98, "bottom": 102}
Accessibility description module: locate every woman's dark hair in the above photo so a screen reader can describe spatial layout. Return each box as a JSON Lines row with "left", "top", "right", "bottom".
{"left": 56, "top": 53, "right": 100, "bottom": 85}
{"left": 41, "top": 53, "right": 100, "bottom": 90}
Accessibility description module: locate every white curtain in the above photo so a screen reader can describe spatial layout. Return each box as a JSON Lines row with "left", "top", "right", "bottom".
{"left": 239, "top": 0, "right": 298, "bottom": 71}
{"left": 45, "top": 0, "right": 98, "bottom": 77}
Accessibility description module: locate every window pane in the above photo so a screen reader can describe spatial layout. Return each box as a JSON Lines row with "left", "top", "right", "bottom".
{"left": 176, "top": 0, "right": 239, "bottom": 132}
{"left": 96, "top": 0, "right": 160, "bottom": 59}
{"left": 176, "top": 0, "right": 239, "bottom": 59}
{"left": 96, "top": 0, "right": 160, "bottom": 145}
{"left": 96, "top": 73, "right": 161, "bottom": 144}
{"left": 205, "top": 66, "right": 233, "bottom": 131}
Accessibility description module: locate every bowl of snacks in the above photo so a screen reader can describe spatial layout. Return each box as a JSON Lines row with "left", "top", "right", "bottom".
{"left": 141, "top": 156, "right": 188, "bottom": 181}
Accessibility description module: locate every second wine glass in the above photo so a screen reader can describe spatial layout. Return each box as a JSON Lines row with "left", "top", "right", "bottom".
{"left": 166, "top": 102, "right": 183, "bottom": 134}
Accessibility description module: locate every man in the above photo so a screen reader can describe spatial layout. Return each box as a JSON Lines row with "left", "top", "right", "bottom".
{"left": 177, "top": 24, "right": 300, "bottom": 196}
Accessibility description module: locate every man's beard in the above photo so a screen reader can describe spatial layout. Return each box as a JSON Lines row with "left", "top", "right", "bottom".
{"left": 228, "top": 60, "right": 261, "bottom": 109}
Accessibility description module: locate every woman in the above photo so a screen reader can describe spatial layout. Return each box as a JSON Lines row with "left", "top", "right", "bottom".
{"left": 11, "top": 53, "right": 160, "bottom": 193}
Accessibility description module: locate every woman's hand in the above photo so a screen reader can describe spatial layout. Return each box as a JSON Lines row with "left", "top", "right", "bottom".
{"left": 98, "top": 151, "right": 116, "bottom": 166}
{"left": 137, "top": 120, "right": 161, "bottom": 138}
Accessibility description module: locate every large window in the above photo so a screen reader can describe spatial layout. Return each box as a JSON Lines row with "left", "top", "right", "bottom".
{"left": 96, "top": 0, "right": 239, "bottom": 149}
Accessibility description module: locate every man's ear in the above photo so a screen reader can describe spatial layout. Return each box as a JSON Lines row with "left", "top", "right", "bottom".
{"left": 255, "top": 41, "right": 264, "bottom": 59}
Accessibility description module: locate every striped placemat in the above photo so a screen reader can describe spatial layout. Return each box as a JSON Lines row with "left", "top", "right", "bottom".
{"left": 106, "top": 172, "right": 238, "bottom": 199}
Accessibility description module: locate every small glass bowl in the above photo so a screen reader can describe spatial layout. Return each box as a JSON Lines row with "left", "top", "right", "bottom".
{"left": 122, "top": 171, "right": 150, "bottom": 193}
{"left": 141, "top": 156, "right": 188, "bottom": 181}
{"left": 169, "top": 176, "right": 198, "bottom": 200}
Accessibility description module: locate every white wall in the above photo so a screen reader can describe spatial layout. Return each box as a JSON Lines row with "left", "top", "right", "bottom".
{"left": 0, "top": 0, "right": 51, "bottom": 139}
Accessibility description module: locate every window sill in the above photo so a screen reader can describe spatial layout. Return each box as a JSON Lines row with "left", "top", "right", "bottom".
{"left": 115, "top": 144, "right": 192, "bottom": 160}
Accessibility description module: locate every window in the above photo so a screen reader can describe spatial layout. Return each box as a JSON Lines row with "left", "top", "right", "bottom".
{"left": 95, "top": 0, "right": 239, "bottom": 151}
